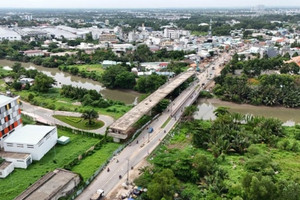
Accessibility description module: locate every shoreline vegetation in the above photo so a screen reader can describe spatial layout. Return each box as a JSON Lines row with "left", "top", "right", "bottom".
{"left": 134, "top": 110, "right": 300, "bottom": 200}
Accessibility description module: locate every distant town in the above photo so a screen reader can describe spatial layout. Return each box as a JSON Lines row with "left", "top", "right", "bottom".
{"left": 0, "top": 6, "right": 299, "bottom": 200}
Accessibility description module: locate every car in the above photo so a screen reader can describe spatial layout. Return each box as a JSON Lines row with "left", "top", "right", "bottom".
{"left": 90, "top": 189, "right": 104, "bottom": 200}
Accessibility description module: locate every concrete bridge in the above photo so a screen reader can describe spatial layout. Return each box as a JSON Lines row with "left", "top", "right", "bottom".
{"left": 108, "top": 71, "right": 196, "bottom": 142}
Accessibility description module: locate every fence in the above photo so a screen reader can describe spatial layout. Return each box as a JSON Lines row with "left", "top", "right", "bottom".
{"left": 67, "top": 113, "right": 161, "bottom": 200}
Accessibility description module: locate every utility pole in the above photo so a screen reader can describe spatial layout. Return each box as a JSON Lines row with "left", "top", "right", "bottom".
{"left": 126, "top": 158, "right": 130, "bottom": 185}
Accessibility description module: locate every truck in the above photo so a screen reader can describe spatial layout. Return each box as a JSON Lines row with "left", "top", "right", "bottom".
{"left": 90, "top": 189, "right": 104, "bottom": 200}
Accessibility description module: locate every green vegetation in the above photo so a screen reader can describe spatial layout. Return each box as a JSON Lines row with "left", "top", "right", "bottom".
{"left": 135, "top": 73, "right": 167, "bottom": 93}
{"left": 214, "top": 54, "right": 300, "bottom": 108}
{"left": 161, "top": 117, "right": 171, "bottom": 128}
{"left": 16, "top": 88, "right": 131, "bottom": 119}
{"left": 59, "top": 64, "right": 104, "bottom": 82}
{"left": 135, "top": 112, "right": 300, "bottom": 200}
{"left": 21, "top": 114, "right": 36, "bottom": 125}
{"left": 71, "top": 142, "right": 120, "bottom": 181}
{"left": 53, "top": 115, "right": 104, "bottom": 130}
{"left": 0, "top": 128, "right": 120, "bottom": 200}
{"left": 101, "top": 65, "right": 136, "bottom": 89}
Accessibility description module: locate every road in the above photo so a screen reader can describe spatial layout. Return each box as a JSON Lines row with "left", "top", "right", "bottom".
{"left": 76, "top": 50, "right": 234, "bottom": 200}
{"left": 21, "top": 101, "right": 114, "bottom": 135}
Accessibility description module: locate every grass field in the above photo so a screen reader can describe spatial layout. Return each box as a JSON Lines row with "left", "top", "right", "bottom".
{"left": 72, "top": 142, "right": 120, "bottom": 181}
{"left": 74, "top": 64, "right": 105, "bottom": 75}
{"left": 53, "top": 115, "right": 104, "bottom": 130}
{"left": 17, "top": 89, "right": 131, "bottom": 119}
{"left": 0, "top": 128, "right": 120, "bottom": 200}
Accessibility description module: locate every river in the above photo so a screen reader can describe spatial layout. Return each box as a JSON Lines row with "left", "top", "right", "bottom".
{"left": 0, "top": 59, "right": 140, "bottom": 104}
{"left": 195, "top": 98, "right": 300, "bottom": 126}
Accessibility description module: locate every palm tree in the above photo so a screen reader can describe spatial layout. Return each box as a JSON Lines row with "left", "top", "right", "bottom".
{"left": 81, "top": 109, "right": 99, "bottom": 125}
{"left": 213, "top": 106, "right": 230, "bottom": 118}
{"left": 183, "top": 105, "right": 199, "bottom": 121}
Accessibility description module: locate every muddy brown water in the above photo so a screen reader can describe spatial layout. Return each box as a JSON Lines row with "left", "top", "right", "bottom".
{"left": 195, "top": 98, "right": 300, "bottom": 126}
{"left": 0, "top": 59, "right": 140, "bottom": 104}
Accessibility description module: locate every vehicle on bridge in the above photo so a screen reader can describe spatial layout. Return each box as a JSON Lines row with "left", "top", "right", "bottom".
{"left": 90, "top": 189, "right": 104, "bottom": 200}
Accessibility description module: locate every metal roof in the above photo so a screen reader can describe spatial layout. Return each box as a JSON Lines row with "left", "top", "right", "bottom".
{"left": 4, "top": 125, "right": 56, "bottom": 145}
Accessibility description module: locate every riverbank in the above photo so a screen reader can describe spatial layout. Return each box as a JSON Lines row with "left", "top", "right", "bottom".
{"left": 0, "top": 59, "right": 141, "bottom": 104}
{"left": 134, "top": 115, "right": 300, "bottom": 200}
{"left": 195, "top": 98, "right": 300, "bottom": 126}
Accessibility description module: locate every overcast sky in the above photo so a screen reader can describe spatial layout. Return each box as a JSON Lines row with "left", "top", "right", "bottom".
{"left": 0, "top": 0, "right": 298, "bottom": 9}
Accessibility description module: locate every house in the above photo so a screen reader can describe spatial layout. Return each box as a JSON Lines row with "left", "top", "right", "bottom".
{"left": 0, "top": 161, "right": 14, "bottom": 178}
{"left": 0, "top": 95, "right": 22, "bottom": 148}
{"left": 0, "top": 151, "right": 32, "bottom": 169}
{"left": 23, "top": 50, "right": 45, "bottom": 57}
{"left": 4, "top": 125, "right": 58, "bottom": 161}
{"left": 19, "top": 78, "right": 34, "bottom": 86}
{"left": 102, "top": 60, "right": 118, "bottom": 68}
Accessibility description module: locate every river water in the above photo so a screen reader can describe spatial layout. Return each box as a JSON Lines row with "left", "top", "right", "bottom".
{"left": 195, "top": 98, "right": 300, "bottom": 126}
{"left": 0, "top": 60, "right": 140, "bottom": 104}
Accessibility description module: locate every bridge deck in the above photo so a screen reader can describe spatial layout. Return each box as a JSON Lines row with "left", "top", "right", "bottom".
{"left": 109, "top": 71, "right": 195, "bottom": 137}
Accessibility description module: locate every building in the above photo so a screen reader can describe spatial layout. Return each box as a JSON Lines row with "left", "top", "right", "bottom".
{"left": 15, "top": 168, "right": 80, "bottom": 200}
{"left": 0, "top": 161, "right": 14, "bottom": 178}
{"left": 0, "top": 27, "right": 22, "bottom": 41}
{"left": 4, "top": 125, "right": 58, "bottom": 161}
{"left": 99, "top": 34, "right": 118, "bottom": 43}
{"left": 23, "top": 50, "right": 45, "bottom": 57}
{"left": 0, "top": 151, "right": 32, "bottom": 169}
{"left": 102, "top": 60, "right": 118, "bottom": 68}
{"left": 0, "top": 95, "right": 22, "bottom": 148}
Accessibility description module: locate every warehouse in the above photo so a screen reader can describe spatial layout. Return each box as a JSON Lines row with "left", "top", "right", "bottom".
{"left": 0, "top": 27, "right": 22, "bottom": 41}
{"left": 3, "top": 125, "right": 58, "bottom": 160}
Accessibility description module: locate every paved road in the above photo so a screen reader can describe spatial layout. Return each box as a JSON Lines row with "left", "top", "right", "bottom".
{"left": 76, "top": 48, "right": 246, "bottom": 199}
{"left": 21, "top": 101, "right": 114, "bottom": 135}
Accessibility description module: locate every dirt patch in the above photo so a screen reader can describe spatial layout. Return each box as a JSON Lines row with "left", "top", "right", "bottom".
{"left": 72, "top": 102, "right": 82, "bottom": 106}
{"left": 106, "top": 159, "right": 150, "bottom": 200}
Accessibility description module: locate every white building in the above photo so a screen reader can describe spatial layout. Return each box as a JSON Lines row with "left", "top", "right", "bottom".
{"left": 23, "top": 50, "right": 45, "bottom": 57}
{"left": 0, "top": 161, "right": 14, "bottom": 178}
{"left": 4, "top": 125, "right": 58, "bottom": 161}
{"left": 0, "top": 151, "right": 32, "bottom": 169}
{"left": 0, "top": 27, "right": 22, "bottom": 41}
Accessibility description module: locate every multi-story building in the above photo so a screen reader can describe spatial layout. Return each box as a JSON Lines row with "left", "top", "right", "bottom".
{"left": 0, "top": 95, "right": 22, "bottom": 148}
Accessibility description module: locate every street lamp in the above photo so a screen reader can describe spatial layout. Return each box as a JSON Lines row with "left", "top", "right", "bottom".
{"left": 126, "top": 158, "right": 130, "bottom": 185}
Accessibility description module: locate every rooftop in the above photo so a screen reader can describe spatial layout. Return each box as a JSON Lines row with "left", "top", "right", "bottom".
{"left": 4, "top": 125, "right": 56, "bottom": 145}
{"left": 0, "top": 95, "right": 18, "bottom": 107}
{"left": 15, "top": 169, "right": 80, "bottom": 200}
{"left": 0, "top": 151, "right": 31, "bottom": 160}
{"left": 0, "top": 161, "right": 13, "bottom": 170}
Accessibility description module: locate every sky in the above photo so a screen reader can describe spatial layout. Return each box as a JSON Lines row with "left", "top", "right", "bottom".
{"left": 0, "top": 0, "right": 298, "bottom": 9}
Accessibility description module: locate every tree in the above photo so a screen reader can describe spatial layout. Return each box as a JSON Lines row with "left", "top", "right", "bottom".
{"left": 115, "top": 71, "right": 136, "bottom": 89}
{"left": 12, "top": 81, "right": 22, "bottom": 91}
{"left": 81, "top": 109, "right": 99, "bottom": 125}
{"left": 292, "top": 52, "right": 299, "bottom": 58}
{"left": 213, "top": 106, "right": 230, "bottom": 117}
{"left": 32, "top": 74, "right": 55, "bottom": 92}
{"left": 12, "top": 62, "right": 22, "bottom": 72}
{"left": 135, "top": 74, "right": 167, "bottom": 93}
{"left": 183, "top": 105, "right": 199, "bottom": 121}
{"left": 153, "top": 99, "right": 170, "bottom": 113}
{"left": 101, "top": 65, "right": 134, "bottom": 89}
{"left": 134, "top": 44, "right": 153, "bottom": 62}
{"left": 147, "top": 169, "right": 179, "bottom": 200}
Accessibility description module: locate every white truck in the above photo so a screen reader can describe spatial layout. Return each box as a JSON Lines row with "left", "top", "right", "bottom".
{"left": 90, "top": 189, "right": 104, "bottom": 200}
